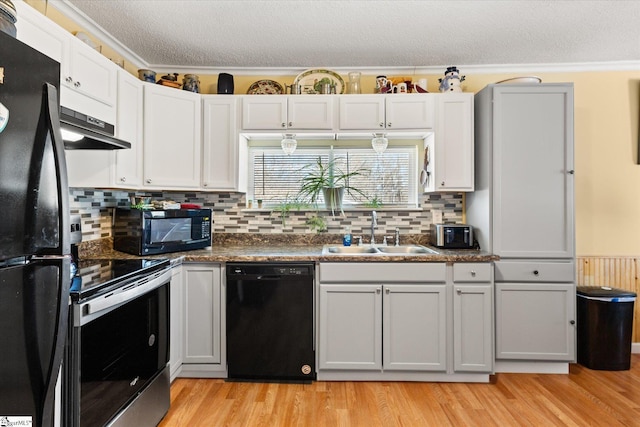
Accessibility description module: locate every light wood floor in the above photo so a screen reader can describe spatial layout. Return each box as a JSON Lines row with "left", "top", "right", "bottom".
{"left": 159, "top": 355, "right": 640, "bottom": 426}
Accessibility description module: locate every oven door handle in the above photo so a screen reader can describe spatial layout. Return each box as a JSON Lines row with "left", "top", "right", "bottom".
{"left": 84, "top": 268, "right": 171, "bottom": 317}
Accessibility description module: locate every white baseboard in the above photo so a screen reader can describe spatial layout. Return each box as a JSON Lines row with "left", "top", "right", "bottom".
{"left": 632, "top": 343, "right": 640, "bottom": 354}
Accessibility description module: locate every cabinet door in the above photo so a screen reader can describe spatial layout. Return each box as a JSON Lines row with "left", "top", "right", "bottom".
{"left": 183, "top": 264, "right": 222, "bottom": 365}
{"left": 318, "top": 284, "right": 382, "bottom": 370}
{"left": 385, "top": 95, "right": 435, "bottom": 129}
{"left": 202, "top": 96, "right": 240, "bottom": 190}
{"left": 15, "top": 1, "right": 68, "bottom": 67}
{"left": 453, "top": 284, "right": 493, "bottom": 372}
{"left": 492, "top": 85, "right": 574, "bottom": 258}
{"left": 287, "top": 96, "right": 335, "bottom": 129}
{"left": 338, "top": 96, "right": 385, "bottom": 130}
{"left": 169, "top": 266, "right": 183, "bottom": 380}
{"left": 60, "top": 38, "right": 118, "bottom": 125}
{"left": 114, "top": 69, "right": 144, "bottom": 188}
{"left": 383, "top": 284, "right": 447, "bottom": 371}
{"left": 143, "top": 85, "right": 202, "bottom": 189}
{"left": 64, "top": 37, "right": 117, "bottom": 107}
{"left": 495, "top": 282, "right": 575, "bottom": 361}
{"left": 434, "top": 93, "right": 474, "bottom": 191}
{"left": 241, "top": 96, "right": 287, "bottom": 129}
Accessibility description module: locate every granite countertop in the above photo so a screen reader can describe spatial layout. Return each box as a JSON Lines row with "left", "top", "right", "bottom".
{"left": 79, "top": 234, "right": 498, "bottom": 264}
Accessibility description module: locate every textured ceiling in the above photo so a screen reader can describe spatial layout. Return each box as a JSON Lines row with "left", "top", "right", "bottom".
{"left": 61, "top": 0, "right": 640, "bottom": 72}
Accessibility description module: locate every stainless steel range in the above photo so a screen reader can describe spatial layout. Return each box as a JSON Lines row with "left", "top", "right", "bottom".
{"left": 65, "top": 256, "right": 172, "bottom": 427}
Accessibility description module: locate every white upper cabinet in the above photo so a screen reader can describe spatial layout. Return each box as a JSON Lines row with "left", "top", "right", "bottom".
{"left": 468, "top": 84, "right": 574, "bottom": 258}
{"left": 15, "top": 1, "right": 67, "bottom": 65}
{"left": 114, "top": 70, "right": 144, "bottom": 188}
{"left": 62, "top": 37, "right": 118, "bottom": 111}
{"left": 339, "top": 95, "right": 435, "bottom": 130}
{"left": 428, "top": 93, "right": 474, "bottom": 192}
{"left": 338, "top": 96, "right": 385, "bottom": 129}
{"left": 242, "top": 95, "right": 335, "bottom": 130}
{"left": 385, "top": 95, "right": 435, "bottom": 129}
{"left": 202, "top": 96, "right": 244, "bottom": 191}
{"left": 143, "top": 84, "right": 202, "bottom": 189}
{"left": 14, "top": 1, "right": 117, "bottom": 123}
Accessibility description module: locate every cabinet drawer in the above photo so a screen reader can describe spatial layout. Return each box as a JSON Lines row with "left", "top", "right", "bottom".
{"left": 319, "top": 262, "right": 446, "bottom": 283}
{"left": 494, "top": 260, "right": 574, "bottom": 283}
{"left": 453, "top": 263, "right": 492, "bottom": 282}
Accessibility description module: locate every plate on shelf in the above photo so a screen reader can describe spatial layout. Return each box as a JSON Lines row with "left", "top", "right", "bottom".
{"left": 495, "top": 76, "right": 542, "bottom": 84}
{"left": 293, "top": 69, "right": 345, "bottom": 94}
{"left": 247, "top": 79, "right": 284, "bottom": 95}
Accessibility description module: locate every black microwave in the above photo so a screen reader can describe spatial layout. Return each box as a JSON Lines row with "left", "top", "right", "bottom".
{"left": 114, "top": 208, "right": 212, "bottom": 255}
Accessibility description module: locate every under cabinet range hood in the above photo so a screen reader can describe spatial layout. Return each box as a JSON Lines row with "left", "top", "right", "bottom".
{"left": 59, "top": 106, "right": 131, "bottom": 150}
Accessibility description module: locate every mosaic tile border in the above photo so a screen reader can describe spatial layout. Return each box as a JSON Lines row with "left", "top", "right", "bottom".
{"left": 69, "top": 189, "right": 463, "bottom": 243}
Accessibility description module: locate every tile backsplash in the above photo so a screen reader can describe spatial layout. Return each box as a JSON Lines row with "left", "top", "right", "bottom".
{"left": 69, "top": 189, "right": 463, "bottom": 242}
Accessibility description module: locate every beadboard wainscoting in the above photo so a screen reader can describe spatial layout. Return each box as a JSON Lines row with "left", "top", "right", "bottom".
{"left": 577, "top": 256, "right": 639, "bottom": 346}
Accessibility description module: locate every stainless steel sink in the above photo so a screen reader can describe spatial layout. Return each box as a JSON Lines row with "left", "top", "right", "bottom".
{"left": 322, "top": 245, "right": 438, "bottom": 255}
{"left": 324, "top": 246, "right": 380, "bottom": 254}
{"left": 376, "top": 245, "right": 438, "bottom": 254}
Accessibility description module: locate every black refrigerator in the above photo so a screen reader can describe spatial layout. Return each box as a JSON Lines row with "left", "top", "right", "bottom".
{"left": 0, "top": 32, "right": 71, "bottom": 427}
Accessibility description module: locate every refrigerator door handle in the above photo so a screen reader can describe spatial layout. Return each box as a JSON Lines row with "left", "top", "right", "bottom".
{"left": 43, "top": 83, "right": 70, "bottom": 255}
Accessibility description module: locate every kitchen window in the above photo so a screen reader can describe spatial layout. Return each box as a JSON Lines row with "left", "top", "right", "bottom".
{"left": 248, "top": 143, "right": 418, "bottom": 209}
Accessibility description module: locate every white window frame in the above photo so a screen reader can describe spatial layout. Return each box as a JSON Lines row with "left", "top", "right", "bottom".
{"left": 247, "top": 140, "right": 420, "bottom": 209}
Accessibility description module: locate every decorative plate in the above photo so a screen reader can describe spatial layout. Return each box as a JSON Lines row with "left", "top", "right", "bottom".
{"left": 495, "top": 76, "right": 542, "bottom": 84}
{"left": 293, "top": 69, "right": 345, "bottom": 94}
{"left": 247, "top": 79, "right": 284, "bottom": 95}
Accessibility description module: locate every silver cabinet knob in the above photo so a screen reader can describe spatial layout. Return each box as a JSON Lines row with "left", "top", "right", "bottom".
{"left": 146, "top": 179, "right": 152, "bottom": 184}
{"left": 65, "top": 76, "right": 73, "bottom": 83}
{"left": 288, "top": 122, "right": 293, "bottom": 127}
{"left": 74, "top": 81, "right": 81, "bottom": 88}
{"left": 441, "top": 181, "right": 445, "bottom": 186}
{"left": 387, "top": 122, "right": 392, "bottom": 127}
{"left": 203, "top": 182, "right": 208, "bottom": 187}
{"left": 385, "top": 288, "right": 390, "bottom": 295}
{"left": 120, "top": 177, "right": 126, "bottom": 182}
{"left": 379, "top": 122, "right": 384, "bottom": 127}
{"left": 471, "top": 271, "right": 476, "bottom": 277}
{"left": 568, "top": 170, "right": 575, "bottom": 174}
{"left": 281, "top": 123, "right": 286, "bottom": 128}
{"left": 376, "top": 287, "right": 381, "bottom": 294}
{"left": 533, "top": 270, "right": 539, "bottom": 276}
{"left": 456, "top": 289, "right": 462, "bottom": 295}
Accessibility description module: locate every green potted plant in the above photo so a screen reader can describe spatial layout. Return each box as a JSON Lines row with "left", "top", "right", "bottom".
{"left": 297, "top": 154, "right": 368, "bottom": 216}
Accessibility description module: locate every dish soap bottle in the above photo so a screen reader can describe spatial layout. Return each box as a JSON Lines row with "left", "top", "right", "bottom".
{"left": 342, "top": 226, "right": 352, "bottom": 246}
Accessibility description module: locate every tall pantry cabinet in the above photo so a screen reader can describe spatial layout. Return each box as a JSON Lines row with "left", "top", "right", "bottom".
{"left": 466, "top": 84, "right": 576, "bottom": 371}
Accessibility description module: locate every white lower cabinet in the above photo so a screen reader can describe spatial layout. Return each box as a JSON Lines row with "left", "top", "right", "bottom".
{"left": 318, "top": 263, "right": 448, "bottom": 374}
{"left": 452, "top": 263, "right": 493, "bottom": 372}
{"left": 318, "top": 262, "right": 494, "bottom": 381}
{"left": 495, "top": 282, "right": 575, "bottom": 361}
{"left": 318, "top": 282, "right": 446, "bottom": 371}
{"left": 494, "top": 260, "right": 576, "bottom": 363}
{"left": 383, "top": 284, "right": 447, "bottom": 371}
{"left": 180, "top": 263, "right": 226, "bottom": 377}
{"left": 169, "top": 265, "right": 183, "bottom": 381}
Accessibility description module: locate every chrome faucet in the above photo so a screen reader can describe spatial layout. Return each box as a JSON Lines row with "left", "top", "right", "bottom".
{"left": 370, "top": 211, "right": 377, "bottom": 245}
{"left": 395, "top": 227, "right": 400, "bottom": 246}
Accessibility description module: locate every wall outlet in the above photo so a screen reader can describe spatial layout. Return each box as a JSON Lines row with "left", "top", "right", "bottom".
{"left": 432, "top": 209, "right": 443, "bottom": 224}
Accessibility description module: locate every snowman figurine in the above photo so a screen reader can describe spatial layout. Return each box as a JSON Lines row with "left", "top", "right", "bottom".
{"left": 438, "top": 66, "right": 465, "bottom": 93}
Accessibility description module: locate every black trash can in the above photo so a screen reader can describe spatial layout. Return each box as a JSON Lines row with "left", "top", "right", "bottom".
{"left": 577, "top": 286, "right": 636, "bottom": 370}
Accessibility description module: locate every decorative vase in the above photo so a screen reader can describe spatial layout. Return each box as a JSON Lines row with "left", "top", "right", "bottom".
{"left": 322, "top": 187, "right": 344, "bottom": 215}
{"left": 182, "top": 74, "right": 200, "bottom": 93}
{"left": 348, "top": 71, "right": 361, "bottom": 94}
{"left": 0, "top": 0, "right": 17, "bottom": 38}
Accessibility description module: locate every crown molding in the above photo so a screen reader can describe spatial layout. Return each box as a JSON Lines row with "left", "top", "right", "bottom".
{"left": 52, "top": 1, "right": 640, "bottom": 76}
